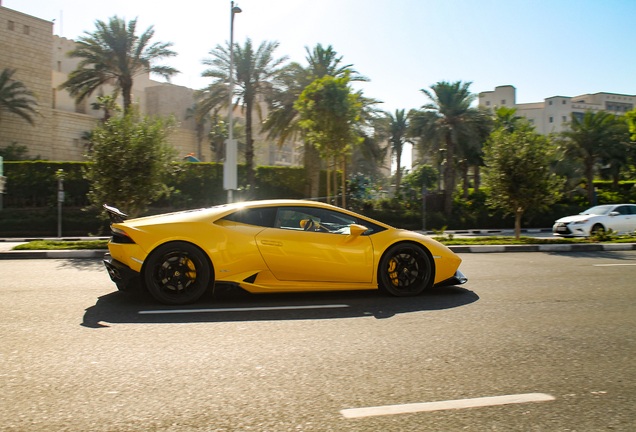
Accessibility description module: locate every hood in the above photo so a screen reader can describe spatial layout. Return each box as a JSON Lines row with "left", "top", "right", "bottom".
{"left": 556, "top": 214, "right": 598, "bottom": 223}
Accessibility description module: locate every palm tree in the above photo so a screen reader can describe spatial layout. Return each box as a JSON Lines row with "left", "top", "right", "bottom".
{"left": 459, "top": 106, "right": 493, "bottom": 195}
{"left": 60, "top": 16, "right": 178, "bottom": 112}
{"left": 386, "top": 109, "right": 410, "bottom": 195}
{"left": 262, "top": 44, "right": 369, "bottom": 198}
{"left": 410, "top": 81, "right": 481, "bottom": 216}
{"left": 493, "top": 105, "right": 525, "bottom": 132}
{"left": 304, "top": 44, "right": 367, "bottom": 81}
{"left": 561, "top": 110, "right": 629, "bottom": 204}
{"left": 0, "top": 68, "right": 38, "bottom": 125}
{"left": 201, "top": 38, "right": 288, "bottom": 189}
{"left": 185, "top": 101, "right": 210, "bottom": 161}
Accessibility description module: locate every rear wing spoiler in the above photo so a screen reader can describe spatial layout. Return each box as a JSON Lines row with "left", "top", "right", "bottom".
{"left": 103, "top": 204, "right": 129, "bottom": 223}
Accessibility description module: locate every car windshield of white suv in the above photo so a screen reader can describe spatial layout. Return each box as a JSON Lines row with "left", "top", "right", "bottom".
{"left": 580, "top": 205, "right": 613, "bottom": 215}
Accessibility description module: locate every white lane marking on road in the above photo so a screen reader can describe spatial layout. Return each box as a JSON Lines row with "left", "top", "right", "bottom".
{"left": 593, "top": 263, "right": 636, "bottom": 266}
{"left": 138, "top": 304, "right": 350, "bottom": 315}
{"left": 340, "top": 393, "right": 555, "bottom": 419}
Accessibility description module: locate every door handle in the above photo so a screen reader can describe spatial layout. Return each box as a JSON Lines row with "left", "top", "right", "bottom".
{"left": 260, "top": 240, "right": 283, "bottom": 247}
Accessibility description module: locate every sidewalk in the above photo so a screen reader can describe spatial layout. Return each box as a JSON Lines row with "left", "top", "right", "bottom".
{"left": 1, "top": 234, "right": 635, "bottom": 259}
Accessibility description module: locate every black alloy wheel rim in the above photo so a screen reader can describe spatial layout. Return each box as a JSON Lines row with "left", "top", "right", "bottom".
{"left": 154, "top": 251, "right": 198, "bottom": 294}
{"left": 387, "top": 249, "right": 427, "bottom": 293}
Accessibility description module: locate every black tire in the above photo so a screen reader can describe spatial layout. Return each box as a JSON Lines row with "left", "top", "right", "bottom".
{"left": 143, "top": 242, "right": 212, "bottom": 305}
{"left": 378, "top": 243, "right": 434, "bottom": 296}
{"left": 591, "top": 223, "right": 605, "bottom": 236}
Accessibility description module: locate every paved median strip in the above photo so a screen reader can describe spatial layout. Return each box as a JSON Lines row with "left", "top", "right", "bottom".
{"left": 340, "top": 393, "right": 556, "bottom": 419}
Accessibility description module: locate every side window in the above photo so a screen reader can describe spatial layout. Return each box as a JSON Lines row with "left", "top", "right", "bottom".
{"left": 276, "top": 206, "right": 384, "bottom": 235}
{"left": 615, "top": 206, "right": 630, "bottom": 215}
{"left": 221, "top": 207, "right": 277, "bottom": 227}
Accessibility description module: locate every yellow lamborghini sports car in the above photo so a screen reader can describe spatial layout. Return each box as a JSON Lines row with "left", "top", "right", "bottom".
{"left": 103, "top": 200, "right": 467, "bottom": 305}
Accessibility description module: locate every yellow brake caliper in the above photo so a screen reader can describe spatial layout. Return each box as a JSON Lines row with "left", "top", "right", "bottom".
{"left": 388, "top": 258, "right": 399, "bottom": 286}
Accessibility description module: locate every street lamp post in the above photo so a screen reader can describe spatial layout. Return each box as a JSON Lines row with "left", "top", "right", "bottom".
{"left": 223, "top": 1, "right": 242, "bottom": 203}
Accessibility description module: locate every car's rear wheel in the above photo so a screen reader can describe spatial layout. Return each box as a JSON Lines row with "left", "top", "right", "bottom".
{"left": 591, "top": 223, "right": 605, "bottom": 236}
{"left": 378, "top": 243, "right": 433, "bottom": 296}
{"left": 143, "top": 242, "right": 212, "bottom": 305}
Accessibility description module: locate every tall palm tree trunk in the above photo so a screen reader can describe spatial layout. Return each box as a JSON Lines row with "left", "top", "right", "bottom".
{"left": 341, "top": 155, "right": 346, "bottom": 208}
{"left": 304, "top": 143, "right": 321, "bottom": 198}
{"left": 245, "top": 104, "right": 255, "bottom": 189}
{"left": 444, "top": 135, "right": 456, "bottom": 216}
{"left": 585, "top": 160, "right": 595, "bottom": 204}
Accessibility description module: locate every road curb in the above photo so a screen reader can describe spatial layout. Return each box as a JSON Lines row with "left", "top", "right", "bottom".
{"left": 0, "top": 243, "right": 635, "bottom": 259}
{"left": 448, "top": 243, "right": 636, "bottom": 253}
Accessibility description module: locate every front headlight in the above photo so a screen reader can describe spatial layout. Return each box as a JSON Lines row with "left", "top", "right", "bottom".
{"left": 572, "top": 219, "right": 589, "bottom": 225}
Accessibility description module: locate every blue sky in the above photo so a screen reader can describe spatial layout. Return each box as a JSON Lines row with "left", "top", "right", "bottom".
{"left": 7, "top": 0, "right": 636, "bottom": 114}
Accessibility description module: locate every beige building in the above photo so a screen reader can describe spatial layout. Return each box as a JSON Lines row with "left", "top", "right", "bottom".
{"left": 479, "top": 85, "right": 636, "bottom": 134}
{"left": 1, "top": 5, "right": 302, "bottom": 165}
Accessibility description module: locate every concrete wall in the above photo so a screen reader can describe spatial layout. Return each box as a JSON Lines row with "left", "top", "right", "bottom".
{"left": 0, "top": 7, "right": 55, "bottom": 158}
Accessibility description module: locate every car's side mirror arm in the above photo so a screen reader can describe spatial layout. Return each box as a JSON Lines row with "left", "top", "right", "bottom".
{"left": 348, "top": 224, "right": 368, "bottom": 238}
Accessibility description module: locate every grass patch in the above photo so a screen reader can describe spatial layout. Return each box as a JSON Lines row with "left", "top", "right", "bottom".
{"left": 13, "top": 240, "right": 109, "bottom": 250}
{"left": 433, "top": 234, "right": 636, "bottom": 245}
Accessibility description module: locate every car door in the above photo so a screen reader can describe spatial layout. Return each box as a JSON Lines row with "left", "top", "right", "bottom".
{"left": 255, "top": 207, "right": 374, "bottom": 283}
{"left": 610, "top": 205, "right": 633, "bottom": 233}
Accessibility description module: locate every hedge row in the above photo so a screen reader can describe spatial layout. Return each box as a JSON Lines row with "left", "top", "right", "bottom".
{"left": 1, "top": 161, "right": 635, "bottom": 236}
{"left": 1, "top": 161, "right": 315, "bottom": 209}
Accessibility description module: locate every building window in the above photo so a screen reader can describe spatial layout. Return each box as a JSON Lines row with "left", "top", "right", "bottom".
{"left": 549, "top": 101, "right": 553, "bottom": 105}
{"left": 501, "top": 99, "right": 506, "bottom": 105}
{"left": 23, "top": 25, "right": 30, "bottom": 35}
{"left": 485, "top": 101, "right": 491, "bottom": 106}
{"left": 562, "top": 100, "right": 567, "bottom": 104}
{"left": 549, "top": 117, "right": 554, "bottom": 123}
{"left": 8, "top": 20, "right": 15, "bottom": 30}
{"left": 562, "top": 116, "right": 567, "bottom": 122}
{"left": 57, "top": 61, "right": 62, "bottom": 72}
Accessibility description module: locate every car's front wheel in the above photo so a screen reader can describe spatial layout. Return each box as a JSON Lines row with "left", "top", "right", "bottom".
{"left": 143, "top": 242, "right": 212, "bottom": 305}
{"left": 591, "top": 223, "right": 606, "bottom": 236}
{"left": 378, "top": 243, "right": 433, "bottom": 296}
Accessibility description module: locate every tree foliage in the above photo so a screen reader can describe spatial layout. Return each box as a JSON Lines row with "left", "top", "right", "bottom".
{"left": 295, "top": 74, "right": 363, "bottom": 204}
{"left": 295, "top": 74, "right": 363, "bottom": 159}
{"left": 0, "top": 142, "right": 37, "bottom": 161}
{"left": 627, "top": 109, "right": 636, "bottom": 142}
{"left": 409, "top": 81, "right": 483, "bottom": 216}
{"left": 61, "top": 16, "right": 178, "bottom": 111}
{"left": 201, "top": 38, "right": 287, "bottom": 190}
{"left": 0, "top": 68, "right": 39, "bottom": 125}
{"left": 84, "top": 111, "right": 176, "bottom": 217}
{"left": 560, "top": 110, "right": 629, "bottom": 204}
{"left": 262, "top": 44, "right": 371, "bottom": 198}
{"left": 386, "top": 109, "right": 410, "bottom": 195}
{"left": 483, "top": 128, "right": 564, "bottom": 238}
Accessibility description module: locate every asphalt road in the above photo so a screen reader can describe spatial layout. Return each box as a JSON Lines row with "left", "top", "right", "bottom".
{"left": 1, "top": 252, "right": 635, "bottom": 431}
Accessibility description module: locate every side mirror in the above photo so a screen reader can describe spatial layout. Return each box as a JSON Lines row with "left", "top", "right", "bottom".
{"left": 609, "top": 211, "right": 620, "bottom": 217}
{"left": 348, "top": 224, "right": 368, "bottom": 237}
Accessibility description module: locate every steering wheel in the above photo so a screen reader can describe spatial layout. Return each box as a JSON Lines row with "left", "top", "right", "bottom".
{"left": 303, "top": 219, "right": 315, "bottom": 231}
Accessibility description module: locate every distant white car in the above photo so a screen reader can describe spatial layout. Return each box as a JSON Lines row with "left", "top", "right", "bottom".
{"left": 553, "top": 204, "right": 636, "bottom": 237}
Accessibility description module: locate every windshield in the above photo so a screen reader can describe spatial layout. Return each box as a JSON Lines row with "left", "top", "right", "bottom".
{"left": 580, "top": 205, "right": 613, "bottom": 216}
